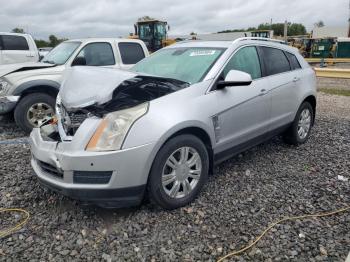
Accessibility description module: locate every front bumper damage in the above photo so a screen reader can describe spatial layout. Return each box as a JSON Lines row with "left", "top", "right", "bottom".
{"left": 29, "top": 74, "right": 188, "bottom": 208}
{"left": 29, "top": 120, "right": 155, "bottom": 208}
{"left": 0, "top": 96, "right": 20, "bottom": 114}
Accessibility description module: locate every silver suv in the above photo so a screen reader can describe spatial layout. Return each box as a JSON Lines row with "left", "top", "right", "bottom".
{"left": 30, "top": 38, "right": 317, "bottom": 209}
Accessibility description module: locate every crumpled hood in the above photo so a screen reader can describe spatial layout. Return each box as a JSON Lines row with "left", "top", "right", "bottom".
{"left": 0, "top": 62, "right": 56, "bottom": 77}
{"left": 60, "top": 66, "right": 138, "bottom": 109}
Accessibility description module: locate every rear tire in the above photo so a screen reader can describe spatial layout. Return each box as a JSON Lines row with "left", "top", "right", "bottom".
{"left": 148, "top": 134, "right": 209, "bottom": 209}
{"left": 14, "top": 93, "right": 56, "bottom": 133}
{"left": 283, "top": 102, "right": 313, "bottom": 145}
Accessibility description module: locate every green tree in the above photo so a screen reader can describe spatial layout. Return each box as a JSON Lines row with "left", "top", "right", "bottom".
{"left": 12, "top": 28, "right": 25, "bottom": 33}
{"left": 217, "top": 29, "right": 246, "bottom": 33}
{"left": 288, "top": 23, "right": 307, "bottom": 36}
{"left": 314, "top": 20, "right": 325, "bottom": 27}
{"left": 258, "top": 23, "right": 285, "bottom": 36}
{"left": 48, "top": 35, "right": 67, "bottom": 47}
{"left": 258, "top": 22, "right": 306, "bottom": 36}
{"left": 217, "top": 22, "right": 307, "bottom": 37}
{"left": 48, "top": 35, "right": 59, "bottom": 47}
{"left": 35, "top": 39, "right": 50, "bottom": 48}
{"left": 247, "top": 27, "right": 257, "bottom": 31}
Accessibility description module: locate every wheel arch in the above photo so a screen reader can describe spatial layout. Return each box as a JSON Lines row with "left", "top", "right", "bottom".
{"left": 302, "top": 95, "right": 316, "bottom": 125}
{"left": 148, "top": 125, "right": 215, "bottom": 178}
{"left": 13, "top": 80, "right": 60, "bottom": 98}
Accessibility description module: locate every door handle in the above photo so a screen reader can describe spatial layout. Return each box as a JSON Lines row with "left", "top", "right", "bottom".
{"left": 293, "top": 77, "right": 300, "bottom": 82}
{"left": 259, "top": 89, "right": 268, "bottom": 96}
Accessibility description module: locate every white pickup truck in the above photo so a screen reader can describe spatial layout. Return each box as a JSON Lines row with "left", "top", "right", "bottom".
{"left": 0, "top": 32, "right": 39, "bottom": 65}
{"left": 0, "top": 38, "right": 149, "bottom": 132}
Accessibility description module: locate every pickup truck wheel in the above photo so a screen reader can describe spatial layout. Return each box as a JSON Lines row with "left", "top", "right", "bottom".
{"left": 14, "top": 93, "right": 56, "bottom": 133}
{"left": 148, "top": 134, "right": 209, "bottom": 209}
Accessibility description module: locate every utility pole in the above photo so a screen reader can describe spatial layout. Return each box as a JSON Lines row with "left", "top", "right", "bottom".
{"left": 284, "top": 20, "right": 288, "bottom": 41}
{"left": 270, "top": 18, "right": 273, "bottom": 30}
{"left": 348, "top": 0, "right": 350, "bottom": 37}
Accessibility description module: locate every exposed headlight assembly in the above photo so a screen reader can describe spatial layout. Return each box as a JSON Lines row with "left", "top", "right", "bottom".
{"left": 0, "top": 78, "right": 11, "bottom": 96}
{"left": 86, "top": 102, "right": 149, "bottom": 152}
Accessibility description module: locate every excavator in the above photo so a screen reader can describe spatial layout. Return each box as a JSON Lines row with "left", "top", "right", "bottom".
{"left": 130, "top": 18, "right": 176, "bottom": 52}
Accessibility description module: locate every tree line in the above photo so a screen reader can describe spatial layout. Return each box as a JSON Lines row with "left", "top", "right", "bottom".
{"left": 11, "top": 28, "right": 67, "bottom": 48}
{"left": 217, "top": 21, "right": 325, "bottom": 36}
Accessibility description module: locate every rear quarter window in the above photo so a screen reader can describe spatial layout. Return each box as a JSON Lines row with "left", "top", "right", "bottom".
{"left": 259, "top": 46, "right": 291, "bottom": 76}
{"left": 1, "top": 35, "right": 29, "bottom": 51}
{"left": 118, "top": 42, "right": 145, "bottom": 64}
{"left": 285, "top": 52, "right": 302, "bottom": 70}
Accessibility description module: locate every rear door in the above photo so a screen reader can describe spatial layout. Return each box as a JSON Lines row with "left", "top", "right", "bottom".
{"left": 117, "top": 42, "right": 146, "bottom": 70}
{"left": 257, "top": 46, "right": 296, "bottom": 130}
{"left": 211, "top": 46, "right": 271, "bottom": 153}
{"left": 1, "top": 35, "right": 32, "bottom": 64}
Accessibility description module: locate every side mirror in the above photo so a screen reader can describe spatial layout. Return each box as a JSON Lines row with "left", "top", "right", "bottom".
{"left": 217, "top": 70, "right": 252, "bottom": 90}
{"left": 72, "top": 56, "right": 87, "bottom": 66}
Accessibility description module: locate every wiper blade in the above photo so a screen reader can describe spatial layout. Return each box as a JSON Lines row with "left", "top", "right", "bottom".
{"left": 42, "top": 60, "right": 56, "bottom": 65}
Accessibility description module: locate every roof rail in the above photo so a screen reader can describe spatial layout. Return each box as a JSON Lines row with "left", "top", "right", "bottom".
{"left": 235, "top": 37, "right": 288, "bottom": 45}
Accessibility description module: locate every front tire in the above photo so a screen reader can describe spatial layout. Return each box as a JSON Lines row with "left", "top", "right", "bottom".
{"left": 14, "top": 93, "right": 56, "bottom": 133}
{"left": 148, "top": 134, "right": 209, "bottom": 209}
{"left": 283, "top": 102, "right": 313, "bottom": 145}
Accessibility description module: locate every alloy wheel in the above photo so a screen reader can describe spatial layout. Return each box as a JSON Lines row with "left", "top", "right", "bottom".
{"left": 162, "top": 146, "right": 202, "bottom": 199}
{"left": 26, "top": 102, "right": 54, "bottom": 127}
{"left": 297, "top": 108, "right": 311, "bottom": 139}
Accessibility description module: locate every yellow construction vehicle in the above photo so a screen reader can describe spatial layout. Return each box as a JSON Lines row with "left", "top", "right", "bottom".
{"left": 250, "top": 30, "right": 273, "bottom": 38}
{"left": 130, "top": 18, "right": 176, "bottom": 52}
{"left": 287, "top": 35, "right": 312, "bottom": 57}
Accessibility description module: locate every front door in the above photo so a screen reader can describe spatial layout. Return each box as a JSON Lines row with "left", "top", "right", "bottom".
{"left": 210, "top": 46, "right": 271, "bottom": 154}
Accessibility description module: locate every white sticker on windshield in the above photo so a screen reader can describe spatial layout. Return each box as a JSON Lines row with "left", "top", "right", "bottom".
{"left": 189, "top": 50, "right": 216, "bottom": 56}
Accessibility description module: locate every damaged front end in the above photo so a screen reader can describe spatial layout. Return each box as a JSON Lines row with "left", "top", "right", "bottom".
{"left": 40, "top": 75, "right": 189, "bottom": 144}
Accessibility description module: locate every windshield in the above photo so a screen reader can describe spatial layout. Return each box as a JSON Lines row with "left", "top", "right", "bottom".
{"left": 155, "top": 23, "right": 166, "bottom": 40}
{"left": 131, "top": 47, "right": 225, "bottom": 84}
{"left": 139, "top": 24, "right": 153, "bottom": 40}
{"left": 42, "top": 41, "right": 81, "bottom": 65}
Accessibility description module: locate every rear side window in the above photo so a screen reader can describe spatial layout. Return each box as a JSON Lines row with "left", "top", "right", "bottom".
{"left": 1, "top": 35, "right": 29, "bottom": 51}
{"left": 119, "top": 43, "right": 145, "bottom": 65}
{"left": 259, "top": 47, "right": 291, "bottom": 76}
{"left": 223, "top": 46, "right": 261, "bottom": 79}
{"left": 285, "top": 52, "right": 301, "bottom": 70}
{"left": 76, "top": 42, "right": 115, "bottom": 66}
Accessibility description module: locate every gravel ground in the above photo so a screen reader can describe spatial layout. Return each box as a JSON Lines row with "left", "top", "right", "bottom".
{"left": 1, "top": 92, "right": 349, "bottom": 261}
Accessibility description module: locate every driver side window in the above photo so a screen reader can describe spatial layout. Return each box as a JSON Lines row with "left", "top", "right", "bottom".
{"left": 223, "top": 46, "right": 262, "bottom": 80}
{"left": 75, "top": 42, "right": 115, "bottom": 66}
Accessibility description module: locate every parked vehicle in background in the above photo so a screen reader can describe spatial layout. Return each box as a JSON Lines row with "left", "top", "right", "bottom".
{"left": 38, "top": 47, "right": 53, "bottom": 60}
{"left": 0, "top": 32, "right": 39, "bottom": 65}
{"left": 0, "top": 38, "right": 149, "bottom": 132}
{"left": 30, "top": 38, "right": 317, "bottom": 209}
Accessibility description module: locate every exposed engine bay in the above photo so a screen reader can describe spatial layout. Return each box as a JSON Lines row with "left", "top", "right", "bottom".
{"left": 41, "top": 75, "right": 189, "bottom": 141}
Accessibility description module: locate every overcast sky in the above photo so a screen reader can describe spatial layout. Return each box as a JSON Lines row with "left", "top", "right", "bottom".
{"left": 0, "top": 0, "right": 349, "bottom": 40}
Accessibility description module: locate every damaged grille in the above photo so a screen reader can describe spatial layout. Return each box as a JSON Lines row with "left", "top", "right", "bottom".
{"left": 67, "top": 111, "right": 89, "bottom": 129}
{"left": 57, "top": 102, "right": 89, "bottom": 136}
